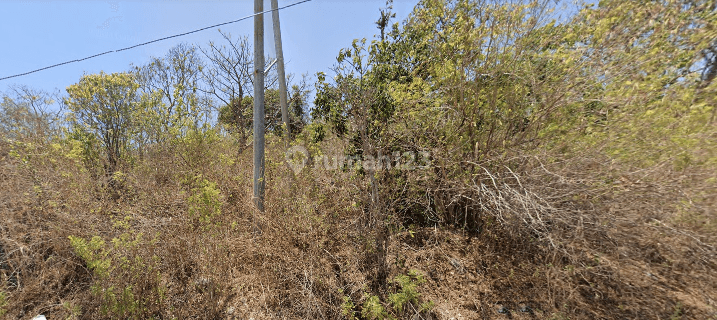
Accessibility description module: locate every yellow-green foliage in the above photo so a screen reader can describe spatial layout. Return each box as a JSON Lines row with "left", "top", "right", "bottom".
{"left": 92, "top": 285, "right": 140, "bottom": 318}
{"left": 174, "top": 127, "right": 222, "bottom": 170}
{"left": 361, "top": 294, "right": 390, "bottom": 320}
{"left": 354, "top": 270, "right": 431, "bottom": 320}
{"left": 0, "top": 291, "right": 7, "bottom": 317}
{"left": 65, "top": 125, "right": 101, "bottom": 172}
{"left": 188, "top": 176, "right": 222, "bottom": 227}
{"left": 341, "top": 295, "right": 358, "bottom": 320}
{"left": 69, "top": 235, "right": 111, "bottom": 279}
{"left": 4, "top": 1, "right": 717, "bottom": 319}
{"left": 69, "top": 233, "right": 163, "bottom": 319}
{"left": 65, "top": 71, "right": 140, "bottom": 173}
{"left": 387, "top": 0, "right": 572, "bottom": 159}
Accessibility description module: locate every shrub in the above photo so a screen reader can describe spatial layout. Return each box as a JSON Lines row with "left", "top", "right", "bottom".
{"left": 68, "top": 236, "right": 111, "bottom": 279}
{"left": 341, "top": 295, "right": 358, "bottom": 320}
{"left": 361, "top": 294, "right": 389, "bottom": 320}
{"left": 69, "top": 233, "right": 164, "bottom": 319}
{"left": 187, "top": 176, "right": 222, "bottom": 228}
{"left": 388, "top": 269, "right": 426, "bottom": 314}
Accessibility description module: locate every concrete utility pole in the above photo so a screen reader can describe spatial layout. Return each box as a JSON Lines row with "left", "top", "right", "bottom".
{"left": 271, "top": 0, "right": 290, "bottom": 141}
{"left": 253, "top": 0, "right": 265, "bottom": 212}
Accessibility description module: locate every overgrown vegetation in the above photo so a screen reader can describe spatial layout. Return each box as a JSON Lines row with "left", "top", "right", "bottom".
{"left": 1, "top": 0, "right": 716, "bottom": 319}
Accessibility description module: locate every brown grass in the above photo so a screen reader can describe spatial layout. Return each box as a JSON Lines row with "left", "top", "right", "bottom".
{"left": 0, "top": 134, "right": 716, "bottom": 319}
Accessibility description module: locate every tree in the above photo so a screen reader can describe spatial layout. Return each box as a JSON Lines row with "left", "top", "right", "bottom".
{"left": 311, "top": 0, "right": 590, "bottom": 239}
{"left": 310, "top": 2, "right": 403, "bottom": 293}
{"left": 266, "top": 73, "right": 310, "bottom": 136}
{"left": 133, "top": 43, "right": 209, "bottom": 142}
{"left": 217, "top": 95, "right": 252, "bottom": 136}
{"left": 376, "top": 0, "right": 396, "bottom": 42}
{"left": 0, "top": 85, "right": 63, "bottom": 142}
{"left": 540, "top": 0, "right": 717, "bottom": 166}
{"left": 217, "top": 77, "right": 308, "bottom": 138}
{"left": 288, "top": 75, "right": 311, "bottom": 135}
{"left": 200, "top": 32, "right": 254, "bottom": 142}
{"left": 65, "top": 72, "right": 139, "bottom": 175}
{"left": 388, "top": 0, "right": 574, "bottom": 155}
{"left": 200, "top": 31, "right": 281, "bottom": 143}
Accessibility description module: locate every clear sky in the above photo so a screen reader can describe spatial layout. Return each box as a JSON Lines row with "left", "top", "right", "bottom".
{"left": 0, "top": 0, "right": 419, "bottom": 100}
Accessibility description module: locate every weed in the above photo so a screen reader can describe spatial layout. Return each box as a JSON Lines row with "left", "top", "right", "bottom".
{"left": 671, "top": 302, "right": 683, "bottom": 320}
{"left": 341, "top": 294, "right": 358, "bottom": 320}
{"left": 187, "top": 176, "right": 222, "bottom": 229}
{"left": 362, "top": 294, "right": 390, "bottom": 320}
{"left": 61, "top": 301, "right": 82, "bottom": 320}
{"left": 0, "top": 291, "right": 7, "bottom": 317}
{"left": 419, "top": 300, "right": 435, "bottom": 313}
{"left": 388, "top": 269, "right": 426, "bottom": 313}
{"left": 69, "top": 233, "right": 164, "bottom": 319}
{"left": 68, "top": 235, "right": 111, "bottom": 279}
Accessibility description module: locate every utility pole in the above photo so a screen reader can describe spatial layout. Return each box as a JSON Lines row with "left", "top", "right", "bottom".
{"left": 253, "top": 0, "right": 265, "bottom": 212}
{"left": 271, "top": 0, "right": 290, "bottom": 141}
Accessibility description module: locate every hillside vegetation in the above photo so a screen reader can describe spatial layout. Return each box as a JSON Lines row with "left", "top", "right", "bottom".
{"left": 1, "top": 0, "right": 716, "bottom": 319}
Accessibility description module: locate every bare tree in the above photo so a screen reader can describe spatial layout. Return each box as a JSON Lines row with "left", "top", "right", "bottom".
{"left": 199, "top": 30, "right": 280, "bottom": 144}
{"left": 199, "top": 31, "right": 253, "bottom": 142}
{"left": 0, "top": 85, "right": 63, "bottom": 142}
{"left": 133, "top": 43, "right": 210, "bottom": 142}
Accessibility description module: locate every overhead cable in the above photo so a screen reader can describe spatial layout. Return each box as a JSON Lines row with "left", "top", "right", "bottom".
{"left": 0, "top": 0, "right": 312, "bottom": 81}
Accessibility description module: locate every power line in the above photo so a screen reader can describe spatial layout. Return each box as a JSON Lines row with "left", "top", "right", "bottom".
{"left": 0, "top": 0, "right": 312, "bottom": 82}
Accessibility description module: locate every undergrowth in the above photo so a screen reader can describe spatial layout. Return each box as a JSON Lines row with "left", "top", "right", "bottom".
{"left": 1, "top": 0, "right": 717, "bottom": 319}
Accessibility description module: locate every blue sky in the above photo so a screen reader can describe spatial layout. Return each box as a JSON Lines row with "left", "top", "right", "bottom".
{"left": 0, "top": 0, "right": 419, "bottom": 99}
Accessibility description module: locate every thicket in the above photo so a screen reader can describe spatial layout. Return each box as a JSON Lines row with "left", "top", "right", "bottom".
{"left": 1, "top": 0, "right": 716, "bottom": 319}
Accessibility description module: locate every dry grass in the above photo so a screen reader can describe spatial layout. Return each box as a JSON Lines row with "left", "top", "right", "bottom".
{"left": 0, "top": 133, "right": 716, "bottom": 319}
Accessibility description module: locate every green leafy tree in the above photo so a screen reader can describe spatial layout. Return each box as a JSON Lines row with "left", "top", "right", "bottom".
{"left": 387, "top": 0, "right": 575, "bottom": 158}
{"left": 65, "top": 71, "right": 139, "bottom": 175}
{"left": 311, "top": 1, "right": 404, "bottom": 294}
{"left": 312, "top": 0, "right": 590, "bottom": 233}
{"left": 217, "top": 95, "right": 253, "bottom": 137}
{"left": 265, "top": 82, "right": 310, "bottom": 135}
{"left": 217, "top": 76, "right": 309, "bottom": 139}
{"left": 288, "top": 78, "right": 311, "bottom": 135}
{"left": 548, "top": 0, "right": 717, "bottom": 167}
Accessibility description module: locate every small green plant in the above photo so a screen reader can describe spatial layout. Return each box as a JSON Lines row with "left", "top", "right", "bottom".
{"left": 65, "top": 124, "right": 102, "bottom": 175}
{"left": 69, "top": 233, "right": 163, "bottom": 319}
{"left": 187, "top": 176, "right": 222, "bottom": 228}
{"left": 341, "top": 294, "right": 358, "bottom": 320}
{"left": 62, "top": 301, "right": 82, "bottom": 320}
{"left": 111, "top": 170, "right": 126, "bottom": 183}
{"left": 419, "top": 300, "right": 435, "bottom": 313}
{"left": 113, "top": 215, "right": 133, "bottom": 230}
{"left": 0, "top": 291, "right": 7, "bottom": 317}
{"left": 670, "top": 302, "right": 683, "bottom": 320}
{"left": 355, "top": 270, "right": 432, "bottom": 320}
{"left": 95, "top": 285, "right": 140, "bottom": 318}
{"left": 388, "top": 269, "right": 427, "bottom": 314}
{"left": 69, "top": 235, "right": 111, "bottom": 278}
{"left": 362, "top": 294, "right": 389, "bottom": 320}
